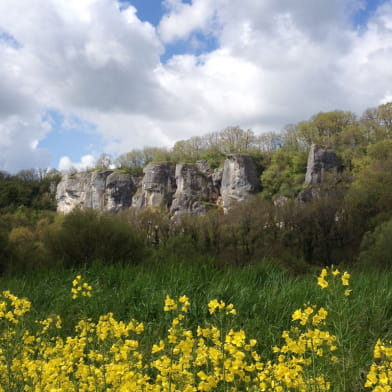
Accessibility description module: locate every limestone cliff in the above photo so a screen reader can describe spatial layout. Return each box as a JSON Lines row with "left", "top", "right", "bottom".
{"left": 56, "top": 155, "right": 261, "bottom": 215}
{"left": 299, "top": 144, "right": 341, "bottom": 202}
{"left": 304, "top": 144, "right": 341, "bottom": 186}
{"left": 221, "top": 154, "right": 261, "bottom": 212}
{"left": 171, "top": 162, "right": 220, "bottom": 217}
{"left": 132, "top": 162, "right": 176, "bottom": 209}
{"left": 56, "top": 170, "right": 138, "bottom": 214}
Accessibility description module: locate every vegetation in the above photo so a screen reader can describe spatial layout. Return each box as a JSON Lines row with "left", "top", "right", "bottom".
{"left": 0, "top": 103, "right": 392, "bottom": 390}
{"left": 0, "top": 263, "right": 391, "bottom": 391}
{"left": 1, "top": 103, "right": 392, "bottom": 272}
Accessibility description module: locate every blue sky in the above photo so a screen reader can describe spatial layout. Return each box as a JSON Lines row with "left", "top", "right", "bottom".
{"left": 0, "top": 0, "right": 392, "bottom": 173}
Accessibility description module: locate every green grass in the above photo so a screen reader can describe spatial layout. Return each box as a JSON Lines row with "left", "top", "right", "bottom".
{"left": 0, "top": 257, "right": 391, "bottom": 391}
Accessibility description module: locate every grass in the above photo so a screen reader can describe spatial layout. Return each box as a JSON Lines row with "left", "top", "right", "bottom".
{"left": 0, "top": 257, "right": 392, "bottom": 391}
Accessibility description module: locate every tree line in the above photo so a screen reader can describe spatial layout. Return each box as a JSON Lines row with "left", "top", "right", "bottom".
{"left": 1, "top": 102, "right": 392, "bottom": 273}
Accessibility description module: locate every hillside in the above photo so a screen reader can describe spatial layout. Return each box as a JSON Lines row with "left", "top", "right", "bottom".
{"left": 0, "top": 102, "right": 392, "bottom": 273}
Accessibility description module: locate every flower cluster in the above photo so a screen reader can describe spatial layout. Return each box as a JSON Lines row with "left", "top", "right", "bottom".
{"left": 208, "top": 298, "right": 236, "bottom": 315}
{"left": 0, "top": 290, "right": 31, "bottom": 324}
{"left": 317, "top": 267, "right": 352, "bottom": 296}
{"left": 71, "top": 275, "right": 92, "bottom": 299}
{"left": 365, "top": 339, "right": 392, "bottom": 391}
{"left": 0, "top": 290, "right": 339, "bottom": 392}
{"left": 0, "top": 267, "right": 385, "bottom": 391}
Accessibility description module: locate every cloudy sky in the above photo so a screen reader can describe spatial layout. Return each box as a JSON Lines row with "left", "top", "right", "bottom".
{"left": 0, "top": 0, "right": 391, "bottom": 172}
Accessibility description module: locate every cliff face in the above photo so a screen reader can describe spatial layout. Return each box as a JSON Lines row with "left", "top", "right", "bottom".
{"left": 304, "top": 144, "right": 341, "bottom": 186}
{"left": 132, "top": 163, "right": 176, "bottom": 209}
{"left": 56, "top": 147, "right": 341, "bottom": 214}
{"left": 56, "top": 171, "right": 138, "bottom": 214}
{"left": 56, "top": 155, "right": 262, "bottom": 215}
{"left": 221, "top": 154, "right": 261, "bottom": 212}
{"left": 299, "top": 144, "right": 341, "bottom": 202}
{"left": 171, "top": 162, "right": 220, "bottom": 217}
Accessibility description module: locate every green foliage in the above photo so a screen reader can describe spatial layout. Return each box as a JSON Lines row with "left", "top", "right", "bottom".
{"left": 1, "top": 262, "right": 392, "bottom": 391}
{"left": 43, "top": 209, "right": 146, "bottom": 267}
{"left": 115, "top": 147, "right": 172, "bottom": 175}
{"left": 360, "top": 102, "right": 392, "bottom": 141}
{"left": 296, "top": 111, "right": 356, "bottom": 148}
{"left": 358, "top": 218, "right": 392, "bottom": 269}
{"left": 344, "top": 157, "right": 392, "bottom": 233}
{"left": 261, "top": 149, "right": 307, "bottom": 199}
{"left": 0, "top": 169, "right": 59, "bottom": 212}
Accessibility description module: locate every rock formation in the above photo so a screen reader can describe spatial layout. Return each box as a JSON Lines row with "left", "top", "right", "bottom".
{"left": 221, "top": 154, "right": 261, "bottom": 212}
{"left": 132, "top": 162, "right": 176, "bottom": 209}
{"left": 299, "top": 144, "right": 341, "bottom": 202}
{"left": 171, "top": 163, "right": 220, "bottom": 217}
{"left": 304, "top": 144, "right": 341, "bottom": 186}
{"left": 56, "top": 170, "right": 138, "bottom": 214}
{"left": 56, "top": 155, "right": 261, "bottom": 215}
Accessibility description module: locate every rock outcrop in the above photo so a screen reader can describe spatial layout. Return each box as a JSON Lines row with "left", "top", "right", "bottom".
{"left": 132, "top": 162, "right": 176, "bottom": 209}
{"left": 56, "top": 155, "right": 262, "bottom": 215}
{"left": 299, "top": 145, "right": 341, "bottom": 202}
{"left": 171, "top": 163, "right": 220, "bottom": 217}
{"left": 56, "top": 170, "right": 138, "bottom": 214}
{"left": 304, "top": 144, "right": 341, "bottom": 186}
{"left": 221, "top": 154, "right": 261, "bottom": 212}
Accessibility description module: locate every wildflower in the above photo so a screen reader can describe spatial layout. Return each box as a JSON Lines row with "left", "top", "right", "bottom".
{"left": 208, "top": 299, "right": 225, "bottom": 314}
{"left": 332, "top": 268, "right": 340, "bottom": 276}
{"left": 71, "top": 275, "right": 92, "bottom": 299}
{"left": 341, "top": 271, "right": 350, "bottom": 286}
{"left": 344, "top": 289, "right": 352, "bottom": 297}
{"left": 317, "top": 275, "right": 328, "bottom": 289}
{"left": 152, "top": 340, "right": 165, "bottom": 354}
{"left": 163, "top": 295, "right": 177, "bottom": 311}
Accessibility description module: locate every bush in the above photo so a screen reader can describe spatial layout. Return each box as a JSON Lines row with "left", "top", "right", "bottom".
{"left": 44, "top": 209, "right": 146, "bottom": 267}
{"left": 358, "top": 217, "right": 392, "bottom": 269}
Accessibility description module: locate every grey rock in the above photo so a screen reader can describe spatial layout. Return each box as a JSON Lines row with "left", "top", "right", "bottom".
{"left": 132, "top": 162, "right": 176, "bottom": 209}
{"left": 56, "top": 170, "right": 137, "bottom": 214}
{"left": 299, "top": 145, "right": 341, "bottom": 202}
{"left": 171, "top": 163, "right": 219, "bottom": 217}
{"left": 211, "top": 168, "right": 223, "bottom": 190}
{"left": 304, "top": 144, "right": 340, "bottom": 186}
{"left": 221, "top": 154, "right": 261, "bottom": 212}
{"left": 105, "top": 172, "right": 138, "bottom": 212}
{"left": 196, "top": 160, "right": 211, "bottom": 174}
{"left": 56, "top": 155, "right": 263, "bottom": 215}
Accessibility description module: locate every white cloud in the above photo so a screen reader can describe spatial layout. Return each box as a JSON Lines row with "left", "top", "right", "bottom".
{"left": 0, "top": 0, "right": 392, "bottom": 173}
{"left": 159, "top": 0, "right": 222, "bottom": 43}
{"left": 0, "top": 114, "right": 51, "bottom": 172}
{"left": 58, "top": 154, "right": 96, "bottom": 172}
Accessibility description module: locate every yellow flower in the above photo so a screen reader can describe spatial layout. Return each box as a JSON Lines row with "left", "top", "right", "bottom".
{"left": 317, "top": 277, "right": 328, "bottom": 289}
{"left": 208, "top": 299, "right": 225, "bottom": 314}
{"left": 71, "top": 275, "right": 93, "bottom": 300}
{"left": 163, "top": 295, "right": 177, "bottom": 311}
{"left": 332, "top": 268, "right": 340, "bottom": 276}
{"left": 344, "top": 289, "right": 352, "bottom": 296}
{"left": 341, "top": 272, "right": 350, "bottom": 286}
{"left": 152, "top": 340, "right": 165, "bottom": 354}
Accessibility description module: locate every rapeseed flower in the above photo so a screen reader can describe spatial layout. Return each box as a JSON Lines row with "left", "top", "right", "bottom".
{"left": 71, "top": 275, "right": 92, "bottom": 299}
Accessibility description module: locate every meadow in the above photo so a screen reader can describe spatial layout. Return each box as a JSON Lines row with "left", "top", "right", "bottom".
{"left": 1, "top": 257, "right": 392, "bottom": 391}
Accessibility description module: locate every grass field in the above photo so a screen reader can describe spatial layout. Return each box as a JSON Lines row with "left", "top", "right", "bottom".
{"left": 0, "top": 257, "right": 392, "bottom": 391}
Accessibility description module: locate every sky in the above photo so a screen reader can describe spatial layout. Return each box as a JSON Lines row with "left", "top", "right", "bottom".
{"left": 0, "top": 0, "right": 392, "bottom": 173}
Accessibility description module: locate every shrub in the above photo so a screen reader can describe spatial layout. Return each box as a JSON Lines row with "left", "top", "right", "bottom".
{"left": 44, "top": 209, "right": 146, "bottom": 267}
{"left": 358, "top": 217, "right": 392, "bottom": 269}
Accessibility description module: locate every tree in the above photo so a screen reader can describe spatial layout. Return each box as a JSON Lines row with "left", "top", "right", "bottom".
{"left": 260, "top": 149, "right": 307, "bottom": 199}
{"left": 220, "top": 126, "right": 256, "bottom": 153}
{"left": 95, "top": 153, "right": 113, "bottom": 170}
{"left": 295, "top": 111, "right": 356, "bottom": 148}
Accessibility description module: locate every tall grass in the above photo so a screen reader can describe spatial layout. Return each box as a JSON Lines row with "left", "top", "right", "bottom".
{"left": 0, "top": 258, "right": 391, "bottom": 390}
